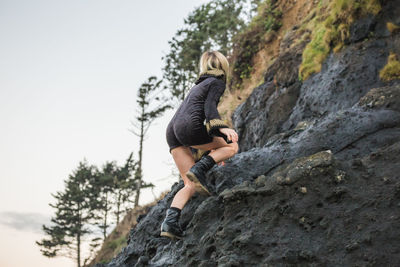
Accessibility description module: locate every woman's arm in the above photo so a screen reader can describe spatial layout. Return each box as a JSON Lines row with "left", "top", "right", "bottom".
{"left": 204, "top": 79, "right": 230, "bottom": 139}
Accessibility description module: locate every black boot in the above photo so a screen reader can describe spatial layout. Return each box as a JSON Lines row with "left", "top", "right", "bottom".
{"left": 160, "top": 207, "right": 183, "bottom": 239}
{"left": 186, "top": 155, "right": 216, "bottom": 195}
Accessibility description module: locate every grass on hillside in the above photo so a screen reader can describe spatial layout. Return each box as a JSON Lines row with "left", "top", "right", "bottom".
{"left": 379, "top": 52, "right": 400, "bottom": 82}
{"left": 231, "top": 0, "right": 282, "bottom": 89}
{"left": 298, "top": 0, "right": 381, "bottom": 81}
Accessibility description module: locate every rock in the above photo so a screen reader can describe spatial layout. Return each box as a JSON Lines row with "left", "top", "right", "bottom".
{"left": 293, "top": 120, "right": 312, "bottom": 131}
{"left": 99, "top": 1, "right": 400, "bottom": 266}
{"left": 359, "top": 84, "right": 400, "bottom": 112}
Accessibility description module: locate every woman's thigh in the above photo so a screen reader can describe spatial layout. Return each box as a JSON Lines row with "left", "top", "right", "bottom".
{"left": 174, "top": 121, "right": 213, "bottom": 148}
{"left": 190, "top": 136, "right": 230, "bottom": 151}
{"left": 170, "top": 146, "right": 195, "bottom": 185}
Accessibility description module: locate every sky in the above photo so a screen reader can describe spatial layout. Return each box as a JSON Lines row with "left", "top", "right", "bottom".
{"left": 0, "top": 0, "right": 210, "bottom": 266}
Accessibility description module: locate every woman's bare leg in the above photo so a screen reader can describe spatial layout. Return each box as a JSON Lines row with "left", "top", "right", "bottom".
{"left": 168, "top": 138, "right": 238, "bottom": 209}
{"left": 170, "top": 146, "right": 197, "bottom": 209}
{"left": 191, "top": 137, "right": 239, "bottom": 163}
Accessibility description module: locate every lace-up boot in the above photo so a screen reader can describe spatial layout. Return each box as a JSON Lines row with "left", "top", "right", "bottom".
{"left": 160, "top": 207, "right": 183, "bottom": 239}
{"left": 186, "top": 155, "right": 216, "bottom": 195}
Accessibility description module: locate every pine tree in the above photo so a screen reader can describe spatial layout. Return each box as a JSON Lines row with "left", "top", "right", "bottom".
{"left": 36, "top": 159, "right": 97, "bottom": 267}
{"left": 112, "top": 152, "right": 140, "bottom": 225}
{"left": 129, "top": 76, "right": 171, "bottom": 208}
{"left": 92, "top": 161, "right": 116, "bottom": 241}
{"left": 161, "top": 0, "right": 252, "bottom": 106}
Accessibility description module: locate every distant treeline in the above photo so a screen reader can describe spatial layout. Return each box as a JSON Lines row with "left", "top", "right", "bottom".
{"left": 36, "top": 153, "right": 153, "bottom": 266}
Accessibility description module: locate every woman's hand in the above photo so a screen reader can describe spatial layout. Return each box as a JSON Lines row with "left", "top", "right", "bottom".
{"left": 219, "top": 128, "right": 239, "bottom": 143}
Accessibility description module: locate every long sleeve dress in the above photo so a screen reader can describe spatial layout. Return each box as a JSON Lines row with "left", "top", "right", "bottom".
{"left": 166, "top": 72, "right": 230, "bottom": 154}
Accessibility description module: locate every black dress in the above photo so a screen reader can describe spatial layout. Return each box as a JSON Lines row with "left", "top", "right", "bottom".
{"left": 166, "top": 73, "right": 230, "bottom": 153}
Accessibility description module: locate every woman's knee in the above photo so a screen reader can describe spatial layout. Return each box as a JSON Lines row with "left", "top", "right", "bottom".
{"left": 228, "top": 142, "right": 239, "bottom": 157}
{"left": 232, "top": 142, "right": 239, "bottom": 154}
{"left": 183, "top": 181, "right": 197, "bottom": 194}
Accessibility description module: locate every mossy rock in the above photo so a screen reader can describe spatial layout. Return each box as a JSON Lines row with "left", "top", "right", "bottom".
{"left": 379, "top": 52, "right": 400, "bottom": 82}
{"left": 387, "top": 22, "right": 400, "bottom": 33}
{"left": 298, "top": 0, "right": 382, "bottom": 81}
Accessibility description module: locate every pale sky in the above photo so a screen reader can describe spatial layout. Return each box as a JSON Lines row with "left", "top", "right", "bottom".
{"left": 0, "top": 0, "right": 209, "bottom": 266}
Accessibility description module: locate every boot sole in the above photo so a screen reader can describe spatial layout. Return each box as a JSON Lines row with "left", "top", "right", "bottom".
{"left": 186, "top": 171, "right": 211, "bottom": 196}
{"left": 160, "top": 231, "right": 182, "bottom": 240}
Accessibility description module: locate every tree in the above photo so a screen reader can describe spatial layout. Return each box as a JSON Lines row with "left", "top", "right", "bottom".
{"left": 89, "top": 153, "right": 151, "bottom": 238}
{"left": 92, "top": 161, "right": 116, "bottom": 241}
{"left": 112, "top": 152, "right": 141, "bottom": 224}
{"left": 129, "top": 76, "right": 171, "bottom": 207}
{"left": 36, "top": 159, "right": 97, "bottom": 267}
{"left": 161, "top": 0, "right": 253, "bottom": 106}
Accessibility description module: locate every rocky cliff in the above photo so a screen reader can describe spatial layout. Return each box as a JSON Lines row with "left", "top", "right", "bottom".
{"left": 96, "top": 0, "right": 400, "bottom": 266}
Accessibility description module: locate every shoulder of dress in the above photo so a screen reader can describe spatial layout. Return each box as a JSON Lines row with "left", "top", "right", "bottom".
{"left": 208, "top": 77, "right": 226, "bottom": 88}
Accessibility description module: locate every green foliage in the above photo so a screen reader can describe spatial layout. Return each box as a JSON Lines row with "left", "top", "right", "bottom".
{"left": 135, "top": 76, "right": 172, "bottom": 125}
{"left": 90, "top": 153, "right": 146, "bottom": 241}
{"left": 36, "top": 154, "right": 146, "bottom": 266}
{"left": 299, "top": 0, "right": 381, "bottom": 81}
{"left": 162, "top": 0, "right": 251, "bottom": 105}
{"left": 106, "top": 235, "right": 127, "bottom": 251}
{"left": 92, "top": 162, "right": 117, "bottom": 241}
{"left": 36, "top": 159, "right": 98, "bottom": 267}
{"left": 299, "top": 26, "right": 329, "bottom": 81}
{"left": 111, "top": 153, "right": 147, "bottom": 225}
{"left": 232, "top": 0, "right": 282, "bottom": 85}
{"left": 379, "top": 52, "right": 400, "bottom": 82}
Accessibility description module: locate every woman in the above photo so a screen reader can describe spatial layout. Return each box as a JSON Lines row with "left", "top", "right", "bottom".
{"left": 160, "top": 51, "right": 239, "bottom": 239}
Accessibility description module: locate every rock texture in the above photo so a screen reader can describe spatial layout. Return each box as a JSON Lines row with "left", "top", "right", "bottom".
{"left": 233, "top": 0, "right": 400, "bottom": 152}
{"left": 96, "top": 1, "right": 400, "bottom": 266}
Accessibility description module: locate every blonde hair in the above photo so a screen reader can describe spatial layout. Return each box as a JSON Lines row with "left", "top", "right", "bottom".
{"left": 198, "top": 51, "right": 229, "bottom": 78}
